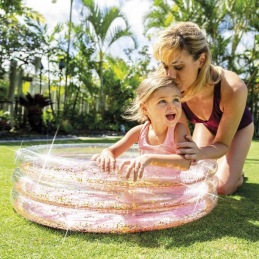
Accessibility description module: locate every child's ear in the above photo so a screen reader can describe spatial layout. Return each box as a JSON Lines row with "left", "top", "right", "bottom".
{"left": 140, "top": 103, "right": 148, "bottom": 115}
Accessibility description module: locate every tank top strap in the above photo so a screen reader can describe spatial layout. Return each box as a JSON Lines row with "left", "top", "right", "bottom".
{"left": 212, "top": 81, "right": 222, "bottom": 117}
{"left": 164, "top": 126, "right": 175, "bottom": 147}
{"left": 138, "top": 121, "right": 150, "bottom": 151}
{"left": 138, "top": 122, "right": 176, "bottom": 154}
{"left": 214, "top": 81, "right": 221, "bottom": 104}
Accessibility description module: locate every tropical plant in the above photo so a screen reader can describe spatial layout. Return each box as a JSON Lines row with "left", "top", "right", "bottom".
{"left": 0, "top": 2, "right": 45, "bottom": 78}
{"left": 64, "top": 24, "right": 96, "bottom": 117}
{"left": 0, "top": 0, "right": 48, "bottom": 132}
{"left": 80, "top": 0, "right": 137, "bottom": 116}
{"left": 0, "top": 110, "right": 11, "bottom": 131}
{"left": 19, "top": 93, "right": 52, "bottom": 132}
{"left": 95, "top": 46, "right": 154, "bottom": 131}
{"left": 144, "top": 0, "right": 258, "bottom": 132}
{"left": 51, "top": 0, "right": 75, "bottom": 112}
{"left": 144, "top": 0, "right": 257, "bottom": 69}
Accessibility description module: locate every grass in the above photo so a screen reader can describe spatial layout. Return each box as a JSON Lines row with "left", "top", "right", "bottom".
{"left": 0, "top": 138, "right": 259, "bottom": 259}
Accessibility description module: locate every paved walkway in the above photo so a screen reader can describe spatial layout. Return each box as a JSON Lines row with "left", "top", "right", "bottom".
{"left": 0, "top": 135, "right": 79, "bottom": 144}
{"left": 0, "top": 133, "right": 122, "bottom": 144}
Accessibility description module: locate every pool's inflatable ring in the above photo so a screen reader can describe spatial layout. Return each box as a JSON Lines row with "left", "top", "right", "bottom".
{"left": 11, "top": 144, "right": 218, "bottom": 233}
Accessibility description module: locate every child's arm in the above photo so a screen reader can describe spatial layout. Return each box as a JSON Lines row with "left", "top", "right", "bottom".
{"left": 123, "top": 122, "right": 191, "bottom": 181}
{"left": 123, "top": 153, "right": 191, "bottom": 181}
{"left": 141, "top": 122, "right": 191, "bottom": 169}
{"left": 91, "top": 124, "right": 142, "bottom": 173}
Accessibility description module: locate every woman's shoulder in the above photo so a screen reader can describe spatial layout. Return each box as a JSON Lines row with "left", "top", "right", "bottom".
{"left": 220, "top": 69, "right": 247, "bottom": 102}
{"left": 221, "top": 69, "right": 246, "bottom": 91}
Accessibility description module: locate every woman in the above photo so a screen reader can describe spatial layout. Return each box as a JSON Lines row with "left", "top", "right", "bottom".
{"left": 153, "top": 21, "right": 254, "bottom": 195}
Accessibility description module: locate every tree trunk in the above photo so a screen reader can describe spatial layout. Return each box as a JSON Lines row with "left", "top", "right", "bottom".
{"left": 7, "top": 59, "right": 18, "bottom": 129}
{"left": 8, "top": 59, "right": 17, "bottom": 101}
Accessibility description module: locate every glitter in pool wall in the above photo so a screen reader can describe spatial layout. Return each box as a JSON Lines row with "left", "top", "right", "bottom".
{"left": 11, "top": 144, "right": 218, "bottom": 233}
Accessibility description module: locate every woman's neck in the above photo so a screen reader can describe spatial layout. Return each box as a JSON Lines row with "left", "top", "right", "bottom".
{"left": 188, "top": 84, "right": 214, "bottom": 103}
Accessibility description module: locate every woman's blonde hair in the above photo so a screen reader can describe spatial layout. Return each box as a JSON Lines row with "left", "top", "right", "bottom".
{"left": 124, "top": 75, "right": 179, "bottom": 123}
{"left": 153, "top": 21, "right": 222, "bottom": 102}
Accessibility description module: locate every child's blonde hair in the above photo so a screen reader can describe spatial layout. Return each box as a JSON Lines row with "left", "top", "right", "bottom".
{"left": 124, "top": 75, "right": 179, "bottom": 123}
{"left": 153, "top": 21, "right": 222, "bottom": 102}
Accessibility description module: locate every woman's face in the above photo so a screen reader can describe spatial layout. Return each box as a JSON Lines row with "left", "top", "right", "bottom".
{"left": 161, "top": 49, "right": 204, "bottom": 96}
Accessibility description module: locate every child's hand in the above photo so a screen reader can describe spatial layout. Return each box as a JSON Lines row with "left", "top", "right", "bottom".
{"left": 119, "top": 155, "right": 150, "bottom": 182}
{"left": 91, "top": 149, "right": 116, "bottom": 173}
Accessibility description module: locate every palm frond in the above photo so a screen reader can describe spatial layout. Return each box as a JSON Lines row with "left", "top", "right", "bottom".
{"left": 104, "top": 26, "right": 137, "bottom": 51}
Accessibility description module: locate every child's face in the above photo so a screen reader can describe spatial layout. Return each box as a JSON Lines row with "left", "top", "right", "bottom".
{"left": 142, "top": 86, "right": 182, "bottom": 128}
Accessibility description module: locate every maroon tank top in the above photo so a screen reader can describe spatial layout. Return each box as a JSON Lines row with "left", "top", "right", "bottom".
{"left": 182, "top": 81, "right": 253, "bottom": 135}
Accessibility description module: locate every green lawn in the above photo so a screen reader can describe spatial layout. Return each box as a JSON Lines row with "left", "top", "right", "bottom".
{"left": 0, "top": 138, "right": 258, "bottom": 259}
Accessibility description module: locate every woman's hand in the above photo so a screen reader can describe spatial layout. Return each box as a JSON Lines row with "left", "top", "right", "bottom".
{"left": 119, "top": 154, "right": 150, "bottom": 182}
{"left": 91, "top": 149, "right": 116, "bottom": 173}
{"left": 176, "top": 135, "right": 202, "bottom": 162}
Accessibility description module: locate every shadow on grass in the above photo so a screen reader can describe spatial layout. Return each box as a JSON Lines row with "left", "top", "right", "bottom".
{"left": 246, "top": 158, "right": 259, "bottom": 163}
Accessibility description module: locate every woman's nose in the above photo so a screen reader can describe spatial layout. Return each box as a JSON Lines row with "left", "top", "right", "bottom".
{"left": 166, "top": 68, "right": 177, "bottom": 79}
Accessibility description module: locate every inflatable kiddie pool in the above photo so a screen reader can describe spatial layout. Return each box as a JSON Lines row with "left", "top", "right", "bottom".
{"left": 11, "top": 144, "right": 218, "bottom": 233}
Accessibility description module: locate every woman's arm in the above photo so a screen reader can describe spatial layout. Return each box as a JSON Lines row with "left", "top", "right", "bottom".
{"left": 177, "top": 70, "right": 248, "bottom": 160}
{"left": 213, "top": 70, "right": 247, "bottom": 147}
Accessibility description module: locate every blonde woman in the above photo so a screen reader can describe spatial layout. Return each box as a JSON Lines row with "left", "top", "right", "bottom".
{"left": 153, "top": 21, "right": 254, "bottom": 195}
{"left": 91, "top": 75, "right": 191, "bottom": 181}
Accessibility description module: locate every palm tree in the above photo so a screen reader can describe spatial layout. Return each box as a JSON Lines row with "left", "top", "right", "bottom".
{"left": 144, "top": 0, "right": 223, "bottom": 59}
{"left": 51, "top": 0, "right": 74, "bottom": 114}
{"left": 80, "top": 0, "right": 137, "bottom": 116}
{"left": 144, "top": 0, "right": 258, "bottom": 131}
{"left": 144, "top": 0, "right": 257, "bottom": 69}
